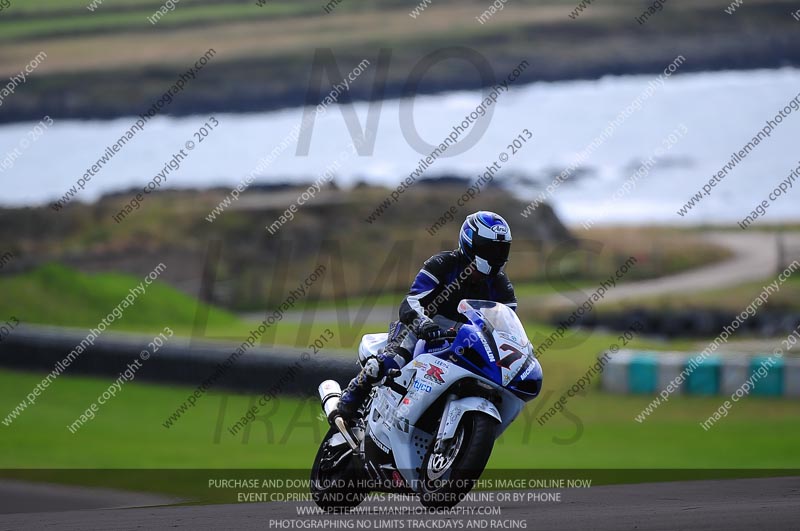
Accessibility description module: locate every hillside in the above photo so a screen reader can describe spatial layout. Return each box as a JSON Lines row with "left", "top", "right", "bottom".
{"left": 0, "top": 263, "right": 250, "bottom": 337}
{"left": 1, "top": 0, "right": 798, "bottom": 122}
{"left": 0, "top": 183, "right": 572, "bottom": 310}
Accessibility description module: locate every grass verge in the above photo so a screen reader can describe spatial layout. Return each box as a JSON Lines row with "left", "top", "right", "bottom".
{"left": 1, "top": 329, "right": 798, "bottom": 500}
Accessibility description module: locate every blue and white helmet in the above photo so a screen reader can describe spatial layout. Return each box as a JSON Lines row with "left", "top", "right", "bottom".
{"left": 459, "top": 211, "right": 512, "bottom": 276}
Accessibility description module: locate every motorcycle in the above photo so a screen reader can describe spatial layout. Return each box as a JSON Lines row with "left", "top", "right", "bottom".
{"left": 311, "top": 299, "right": 543, "bottom": 510}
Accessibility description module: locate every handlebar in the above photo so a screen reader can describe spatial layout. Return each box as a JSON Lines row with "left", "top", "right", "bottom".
{"left": 441, "top": 328, "right": 459, "bottom": 340}
{"left": 412, "top": 320, "right": 461, "bottom": 341}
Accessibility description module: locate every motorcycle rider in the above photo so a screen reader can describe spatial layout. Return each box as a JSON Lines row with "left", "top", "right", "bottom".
{"left": 336, "top": 211, "right": 517, "bottom": 420}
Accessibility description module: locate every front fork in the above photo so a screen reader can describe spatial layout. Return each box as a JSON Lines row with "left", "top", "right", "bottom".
{"left": 433, "top": 393, "right": 458, "bottom": 453}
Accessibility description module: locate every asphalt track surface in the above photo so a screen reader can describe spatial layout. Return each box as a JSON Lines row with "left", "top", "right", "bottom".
{"left": 1, "top": 476, "right": 797, "bottom": 530}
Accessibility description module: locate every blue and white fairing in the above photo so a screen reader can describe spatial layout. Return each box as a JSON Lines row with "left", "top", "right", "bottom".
{"left": 364, "top": 300, "right": 542, "bottom": 488}
{"left": 440, "top": 299, "right": 543, "bottom": 401}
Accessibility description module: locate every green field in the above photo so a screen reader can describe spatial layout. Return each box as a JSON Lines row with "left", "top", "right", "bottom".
{"left": 0, "top": 263, "right": 399, "bottom": 348}
{"left": 4, "top": 260, "right": 797, "bottom": 354}
{"left": 0, "top": 258, "right": 740, "bottom": 349}
{"left": 2, "top": 314, "right": 797, "bottom": 471}
{"left": 0, "top": 0, "right": 316, "bottom": 41}
{"left": 0, "top": 0, "right": 585, "bottom": 42}
{"left": 1, "top": 363, "right": 798, "bottom": 499}
{"left": 0, "top": 263, "right": 250, "bottom": 339}
{"left": 2, "top": 262, "right": 798, "bottom": 499}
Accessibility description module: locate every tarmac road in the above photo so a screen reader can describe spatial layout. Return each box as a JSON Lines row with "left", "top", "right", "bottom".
{"left": 541, "top": 231, "right": 800, "bottom": 307}
{"left": 1, "top": 476, "right": 797, "bottom": 530}
{"left": 245, "top": 231, "right": 800, "bottom": 324}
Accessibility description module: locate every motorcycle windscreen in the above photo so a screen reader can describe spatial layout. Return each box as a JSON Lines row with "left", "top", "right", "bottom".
{"left": 458, "top": 299, "right": 535, "bottom": 386}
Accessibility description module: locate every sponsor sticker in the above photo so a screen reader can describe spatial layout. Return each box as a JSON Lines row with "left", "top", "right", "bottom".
{"left": 413, "top": 380, "right": 433, "bottom": 393}
{"left": 370, "top": 434, "right": 390, "bottom": 453}
{"left": 492, "top": 225, "right": 508, "bottom": 235}
{"left": 519, "top": 357, "right": 537, "bottom": 380}
{"left": 424, "top": 365, "right": 446, "bottom": 384}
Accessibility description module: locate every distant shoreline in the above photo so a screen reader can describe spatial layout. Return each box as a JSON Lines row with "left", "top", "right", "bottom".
{"left": 3, "top": 0, "right": 800, "bottom": 125}
{"left": 2, "top": 54, "right": 799, "bottom": 125}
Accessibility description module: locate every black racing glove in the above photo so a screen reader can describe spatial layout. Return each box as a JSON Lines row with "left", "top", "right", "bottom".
{"left": 418, "top": 319, "right": 445, "bottom": 341}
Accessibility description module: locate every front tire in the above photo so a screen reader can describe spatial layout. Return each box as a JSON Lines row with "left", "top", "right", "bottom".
{"left": 419, "top": 412, "right": 496, "bottom": 509}
{"left": 310, "top": 427, "right": 367, "bottom": 512}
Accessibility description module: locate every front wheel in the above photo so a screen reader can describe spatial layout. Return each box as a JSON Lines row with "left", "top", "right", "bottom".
{"left": 310, "top": 427, "right": 367, "bottom": 512}
{"left": 419, "top": 412, "right": 496, "bottom": 509}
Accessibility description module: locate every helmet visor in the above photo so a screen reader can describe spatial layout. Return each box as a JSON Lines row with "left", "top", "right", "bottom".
{"left": 473, "top": 238, "right": 510, "bottom": 267}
